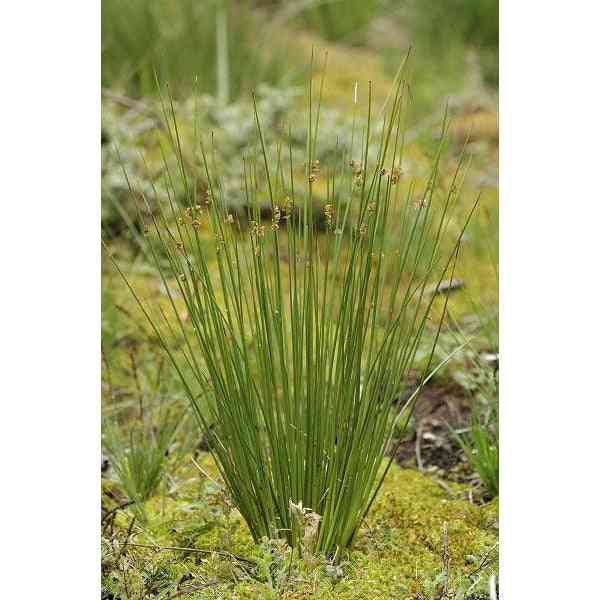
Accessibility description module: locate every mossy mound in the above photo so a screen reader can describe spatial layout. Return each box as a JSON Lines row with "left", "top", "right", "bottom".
{"left": 102, "top": 455, "right": 497, "bottom": 599}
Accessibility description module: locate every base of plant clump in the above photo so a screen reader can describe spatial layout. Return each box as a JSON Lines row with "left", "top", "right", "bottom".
{"left": 101, "top": 453, "right": 498, "bottom": 599}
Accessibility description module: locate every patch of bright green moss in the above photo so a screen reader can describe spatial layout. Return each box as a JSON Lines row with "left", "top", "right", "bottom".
{"left": 103, "top": 454, "right": 497, "bottom": 599}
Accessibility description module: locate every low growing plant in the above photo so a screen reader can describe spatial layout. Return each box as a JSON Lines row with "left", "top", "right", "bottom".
{"left": 454, "top": 364, "right": 499, "bottom": 499}
{"left": 461, "top": 400, "right": 499, "bottom": 499}
{"left": 106, "top": 58, "right": 477, "bottom": 557}
{"left": 103, "top": 414, "right": 177, "bottom": 523}
{"left": 446, "top": 312, "right": 499, "bottom": 499}
{"left": 102, "top": 360, "right": 193, "bottom": 522}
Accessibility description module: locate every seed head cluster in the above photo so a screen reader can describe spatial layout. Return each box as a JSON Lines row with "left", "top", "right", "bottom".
{"left": 281, "top": 196, "right": 293, "bottom": 220}
{"left": 323, "top": 203, "right": 335, "bottom": 230}
{"left": 249, "top": 220, "right": 266, "bottom": 238}
{"left": 272, "top": 206, "right": 281, "bottom": 231}
{"left": 308, "top": 159, "right": 320, "bottom": 183}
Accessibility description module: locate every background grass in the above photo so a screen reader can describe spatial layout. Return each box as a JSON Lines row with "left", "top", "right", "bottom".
{"left": 101, "top": 1, "right": 498, "bottom": 105}
{"left": 101, "top": 0, "right": 296, "bottom": 99}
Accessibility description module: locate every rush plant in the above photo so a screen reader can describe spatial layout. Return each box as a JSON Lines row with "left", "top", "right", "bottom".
{"left": 106, "top": 58, "right": 475, "bottom": 557}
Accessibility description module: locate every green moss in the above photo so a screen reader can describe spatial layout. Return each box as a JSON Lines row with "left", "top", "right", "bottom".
{"left": 102, "top": 455, "right": 497, "bottom": 599}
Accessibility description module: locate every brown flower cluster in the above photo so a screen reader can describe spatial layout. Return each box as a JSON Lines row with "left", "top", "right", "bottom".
{"left": 323, "top": 203, "right": 335, "bottom": 229}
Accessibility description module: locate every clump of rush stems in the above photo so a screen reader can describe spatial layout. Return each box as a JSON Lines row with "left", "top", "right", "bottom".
{"left": 106, "top": 55, "right": 477, "bottom": 559}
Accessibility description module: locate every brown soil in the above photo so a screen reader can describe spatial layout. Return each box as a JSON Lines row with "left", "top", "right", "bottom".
{"left": 389, "top": 379, "right": 477, "bottom": 486}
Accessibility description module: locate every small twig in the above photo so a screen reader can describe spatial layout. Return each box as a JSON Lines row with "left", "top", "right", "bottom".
{"left": 442, "top": 522, "right": 449, "bottom": 597}
{"left": 121, "top": 559, "right": 131, "bottom": 599}
{"left": 191, "top": 456, "right": 223, "bottom": 489}
{"left": 425, "top": 278, "right": 465, "bottom": 297}
{"left": 117, "top": 516, "right": 137, "bottom": 563}
{"left": 101, "top": 345, "right": 115, "bottom": 400}
{"left": 101, "top": 88, "right": 162, "bottom": 124}
{"left": 415, "top": 423, "right": 425, "bottom": 472}
{"left": 167, "top": 578, "right": 219, "bottom": 600}
{"left": 467, "top": 542, "right": 499, "bottom": 579}
{"left": 489, "top": 574, "right": 498, "bottom": 600}
{"left": 102, "top": 500, "right": 135, "bottom": 525}
{"left": 435, "top": 479, "right": 456, "bottom": 497}
{"left": 114, "top": 303, "right": 134, "bottom": 319}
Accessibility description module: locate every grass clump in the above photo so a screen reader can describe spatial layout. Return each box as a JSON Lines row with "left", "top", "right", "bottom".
{"left": 102, "top": 352, "right": 194, "bottom": 523}
{"left": 454, "top": 363, "right": 499, "bottom": 499}
{"left": 103, "top": 412, "right": 177, "bottom": 523}
{"left": 106, "top": 56, "right": 477, "bottom": 559}
{"left": 460, "top": 400, "right": 499, "bottom": 499}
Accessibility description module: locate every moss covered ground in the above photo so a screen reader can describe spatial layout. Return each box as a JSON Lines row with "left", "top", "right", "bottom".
{"left": 102, "top": 454, "right": 498, "bottom": 599}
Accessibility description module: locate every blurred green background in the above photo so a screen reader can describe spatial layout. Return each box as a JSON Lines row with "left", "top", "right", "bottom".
{"left": 102, "top": 0, "right": 498, "bottom": 106}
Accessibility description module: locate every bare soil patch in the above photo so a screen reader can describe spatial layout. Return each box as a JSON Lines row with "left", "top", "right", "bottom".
{"left": 390, "top": 380, "right": 476, "bottom": 486}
